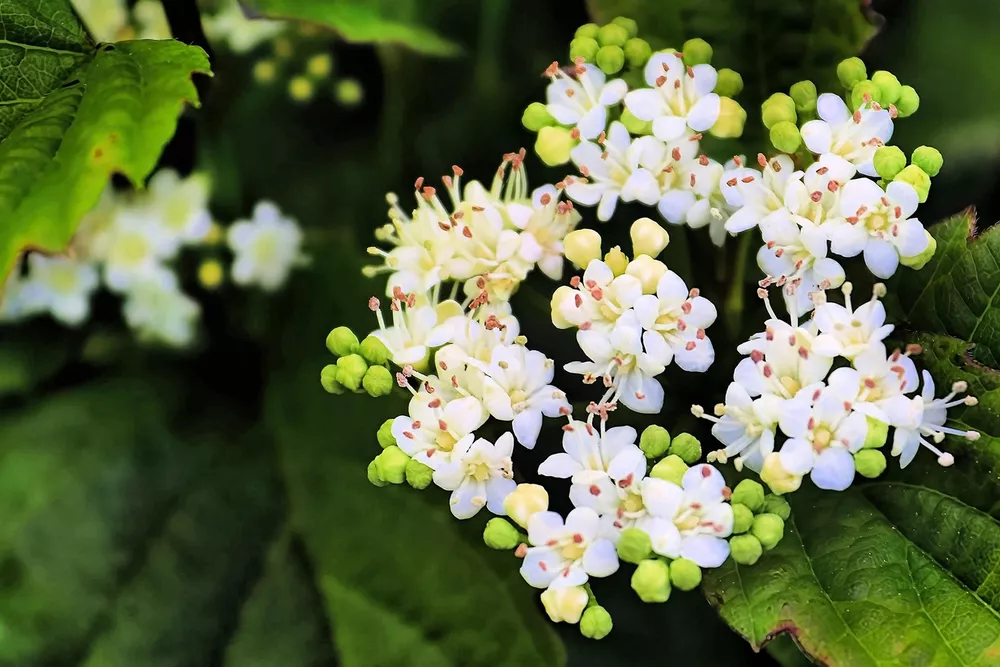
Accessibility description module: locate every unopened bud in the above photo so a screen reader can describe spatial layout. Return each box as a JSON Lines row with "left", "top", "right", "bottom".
{"left": 871, "top": 70, "right": 901, "bottom": 104}
{"left": 616, "top": 527, "right": 653, "bottom": 563}
{"left": 730, "top": 534, "right": 763, "bottom": 565}
{"left": 405, "top": 458, "right": 434, "bottom": 489}
{"left": 631, "top": 559, "right": 671, "bottom": 603}
{"left": 789, "top": 80, "right": 817, "bottom": 113}
{"left": 760, "top": 453, "right": 802, "bottom": 495}
{"left": 911, "top": 146, "right": 943, "bottom": 177}
{"left": 374, "top": 445, "right": 409, "bottom": 484}
{"left": 769, "top": 120, "right": 801, "bottom": 153}
{"left": 894, "top": 164, "right": 931, "bottom": 203}
{"left": 621, "top": 108, "right": 652, "bottom": 135}
{"left": 639, "top": 424, "right": 671, "bottom": 459}
{"left": 483, "top": 517, "right": 521, "bottom": 550}
{"left": 575, "top": 23, "right": 601, "bottom": 40}
{"left": 535, "top": 126, "right": 575, "bottom": 166}
{"left": 668, "top": 433, "right": 702, "bottom": 464}
{"left": 624, "top": 37, "right": 652, "bottom": 68}
{"left": 761, "top": 93, "right": 796, "bottom": 129}
{"left": 714, "top": 68, "right": 743, "bottom": 97}
{"left": 551, "top": 285, "right": 575, "bottom": 329}
{"left": 611, "top": 16, "right": 639, "bottom": 38}
{"left": 854, "top": 449, "right": 887, "bottom": 479}
{"left": 731, "top": 503, "right": 754, "bottom": 534}
{"left": 731, "top": 479, "right": 765, "bottom": 512}
{"left": 336, "top": 353, "right": 368, "bottom": 391}
{"left": 596, "top": 45, "right": 625, "bottom": 74}
{"left": 863, "top": 416, "right": 889, "bottom": 449}
{"left": 630, "top": 217, "right": 670, "bottom": 257}
{"left": 625, "top": 254, "right": 667, "bottom": 294}
{"left": 836, "top": 56, "right": 867, "bottom": 90}
{"left": 367, "top": 460, "right": 387, "bottom": 487}
{"left": 649, "top": 454, "right": 688, "bottom": 486}
{"left": 604, "top": 246, "right": 629, "bottom": 276}
{"left": 873, "top": 145, "right": 907, "bottom": 181}
{"left": 288, "top": 75, "right": 314, "bottom": 103}
{"left": 597, "top": 23, "right": 629, "bottom": 47}
{"left": 320, "top": 364, "right": 344, "bottom": 394}
{"left": 363, "top": 365, "right": 393, "bottom": 397}
{"left": 541, "top": 585, "right": 589, "bottom": 623}
{"left": 335, "top": 78, "right": 364, "bottom": 107}
{"left": 580, "top": 605, "right": 613, "bottom": 639}
{"left": 306, "top": 53, "right": 332, "bottom": 79}
{"left": 522, "top": 101, "right": 557, "bottom": 132}
{"left": 359, "top": 335, "right": 390, "bottom": 365}
{"left": 751, "top": 513, "right": 785, "bottom": 550}
{"left": 564, "top": 229, "right": 603, "bottom": 269}
{"left": 899, "top": 232, "right": 936, "bottom": 270}
{"left": 851, "top": 80, "right": 882, "bottom": 110}
{"left": 504, "top": 483, "right": 549, "bottom": 528}
{"left": 710, "top": 97, "right": 746, "bottom": 139}
{"left": 669, "top": 558, "right": 702, "bottom": 591}
{"left": 327, "top": 326, "right": 360, "bottom": 356}
{"left": 762, "top": 494, "right": 791, "bottom": 520}
{"left": 895, "top": 85, "right": 919, "bottom": 117}
{"left": 570, "top": 36, "right": 600, "bottom": 63}
{"left": 253, "top": 59, "right": 277, "bottom": 84}
{"left": 681, "top": 38, "right": 712, "bottom": 66}
{"left": 198, "top": 259, "right": 224, "bottom": 289}
{"left": 377, "top": 418, "right": 396, "bottom": 448}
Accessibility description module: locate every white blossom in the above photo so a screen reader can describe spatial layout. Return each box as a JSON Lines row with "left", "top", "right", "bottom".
{"left": 722, "top": 155, "right": 797, "bottom": 234}
{"left": 800, "top": 94, "right": 893, "bottom": 177}
{"left": 695, "top": 385, "right": 783, "bottom": 472}
{"left": 551, "top": 259, "right": 642, "bottom": 332}
{"left": 391, "top": 394, "right": 487, "bottom": 468}
{"left": 228, "top": 201, "right": 305, "bottom": 291}
{"left": 812, "top": 283, "right": 893, "bottom": 359}
{"left": 102, "top": 209, "right": 175, "bottom": 294}
{"left": 432, "top": 432, "right": 516, "bottom": 519}
{"left": 633, "top": 269, "right": 717, "bottom": 372}
{"left": 505, "top": 185, "right": 581, "bottom": 280}
{"left": 545, "top": 62, "right": 627, "bottom": 140}
{"left": 369, "top": 292, "right": 458, "bottom": 370}
{"left": 121, "top": 270, "right": 200, "bottom": 347}
{"left": 624, "top": 51, "right": 721, "bottom": 142}
{"left": 143, "top": 169, "right": 213, "bottom": 254}
{"left": 519, "top": 507, "right": 619, "bottom": 590}
{"left": 202, "top": 0, "right": 286, "bottom": 53}
{"left": 17, "top": 254, "right": 99, "bottom": 326}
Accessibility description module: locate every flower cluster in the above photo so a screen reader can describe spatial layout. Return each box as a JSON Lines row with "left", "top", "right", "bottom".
{"left": 1, "top": 170, "right": 305, "bottom": 347}
{"left": 71, "top": 0, "right": 170, "bottom": 42}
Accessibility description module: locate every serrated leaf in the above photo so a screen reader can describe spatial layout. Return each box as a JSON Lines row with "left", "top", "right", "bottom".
{"left": 241, "top": 0, "right": 460, "bottom": 56}
{"left": 0, "top": 39, "right": 211, "bottom": 280}
{"left": 703, "top": 487, "right": 1000, "bottom": 665}
{"left": 888, "top": 210, "right": 1000, "bottom": 367}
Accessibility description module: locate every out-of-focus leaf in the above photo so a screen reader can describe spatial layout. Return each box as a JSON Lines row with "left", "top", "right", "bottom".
{"left": 241, "top": 0, "right": 460, "bottom": 55}
{"left": 703, "top": 487, "right": 1000, "bottom": 665}
{"left": 222, "top": 532, "right": 337, "bottom": 667}
{"left": 0, "top": 39, "right": 211, "bottom": 280}
{"left": 888, "top": 210, "right": 1000, "bottom": 367}
{"left": 0, "top": 330, "right": 72, "bottom": 397}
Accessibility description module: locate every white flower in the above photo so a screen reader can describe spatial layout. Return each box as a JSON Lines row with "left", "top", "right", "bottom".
{"left": 757, "top": 213, "right": 845, "bottom": 316}
{"left": 551, "top": 259, "right": 643, "bottom": 332}
{"left": 881, "top": 371, "right": 978, "bottom": 467}
{"left": 228, "top": 201, "right": 304, "bottom": 291}
{"left": 673, "top": 155, "right": 731, "bottom": 247}
{"left": 17, "top": 254, "right": 99, "bottom": 326}
{"left": 73, "top": 186, "right": 122, "bottom": 262}
{"left": 828, "top": 179, "right": 928, "bottom": 278}
{"left": 634, "top": 464, "right": 733, "bottom": 567}
{"left": 122, "top": 270, "right": 200, "bottom": 347}
{"left": 391, "top": 394, "right": 487, "bottom": 468}
{"left": 565, "top": 122, "right": 662, "bottom": 221}
{"left": 370, "top": 294, "right": 457, "bottom": 370}
{"left": 505, "top": 185, "right": 581, "bottom": 280}
{"left": 432, "top": 432, "right": 516, "bottom": 519}
{"left": 812, "top": 283, "right": 893, "bottom": 359}
{"left": 71, "top": 0, "right": 129, "bottom": 42}
{"left": 132, "top": 0, "right": 171, "bottom": 39}
{"left": 722, "top": 155, "right": 797, "bottom": 234}
{"left": 624, "top": 51, "right": 721, "bottom": 142}
{"left": 144, "top": 169, "right": 213, "bottom": 253}
{"left": 433, "top": 308, "right": 519, "bottom": 397}
{"left": 545, "top": 62, "right": 627, "bottom": 140}
{"left": 538, "top": 421, "right": 644, "bottom": 515}
{"left": 477, "top": 344, "right": 569, "bottom": 448}
{"left": 565, "top": 310, "right": 669, "bottom": 413}
{"left": 202, "top": 0, "right": 286, "bottom": 53}
{"left": 633, "top": 269, "right": 717, "bottom": 372}
{"left": 519, "top": 507, "right": 619, "bottom": 589}
{"left": 696, "top": 384, "right": 784, "bottom": 472}
{"left": 826, "top": 342, "right": 917, "bottom": 418}
{"left": 800, "top": 94, "right": 893, "bottom": 177}
{"left": 735, "top": 316, "right": 833, "bottom": 401}
{"left": 777, "top": 386, "right": 869, "bottom": 491}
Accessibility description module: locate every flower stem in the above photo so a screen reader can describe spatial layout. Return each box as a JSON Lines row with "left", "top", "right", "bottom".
{"left": 724, "top": 232, "right": 753, "bottom": 337}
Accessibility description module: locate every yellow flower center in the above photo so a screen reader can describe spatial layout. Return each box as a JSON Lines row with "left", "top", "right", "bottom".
{"left": 435, "top": 432, "right": 457, "bottom": 452}
{"left": 813, "top": 425, "right": 833, "bottom": 450}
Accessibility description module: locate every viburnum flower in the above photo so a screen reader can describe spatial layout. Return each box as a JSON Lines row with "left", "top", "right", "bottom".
{"left": 143, "top": 169, "right": 213, "bottom": 253}
{"left": 811, "top": 283, "right": 893, "bottom": 359}
{"left": 228, "top": 201, "right": 305, "bottom": 291}
{"left": 565, "top": 310, "right": 669, "bottom": 413}
{"left": 505, "top": 184, "right": 581, "bottom": 280}
{"left": 17, "top": 254, "right": 100, "bottom": 326}
{"left": 777, "top": 386, "right": 869, "bottom": 490}
{"left": 102, "top": 209, "right": 175, "bottom": 293}
{"left": 551, "top": 258, "right": 643, "bottom": 332}
{"left": 538, "top": 422, "right": 644, "bottom": 515}
{"left": 826, "top": 342, "right": 917, "bottom": 418}
{"left": 202, "top": 0, "right": 286, "bottom": 53}
{"left": 545, "top": 61, "right": 627, "bottom": 141}
{"left": 565, "top": 122, "right": 662, "bottom": 221}
{"left": 828, "top": 179, "right": 928, "bottom": 278}
{"left": 623, "top": 51, "right": 720, "bottom": 142}
{"left": 369, "top": 292, "right": 459, "bottom": 370}
{"left": 431, "top": 432, "right": 516, "bottom": 519}
{"left": 519, "top": 507, "right": 619, "bottom": 589}
{"left": 391, "top": 394, "right": 487, "bottom": 468}
{"left": 477, "top": 343, "right": 569, "bottom": 448}
{"left": 757, "top": 215, "right": 845, "bottom": 316}
{"left": 882, "top": 371, "right": 979, "bottom": 467}
{"left": 722, "top": 155, "right": 797, "bottom": 234}
{"left": 634, "top": 464, "right": 733, "bottom": 567}
{"left": 800, "top": 94, "right": 893, "bottom": 177}
{"left": 694, "top": 385, "right": 783, "bottom": 472}
{"left": 434, "top": 308, "right": 520, "bottom": 396}
{"left": 121, "top": 271, "right": 200, "bottom": 347}
{"left": 633, "top": 269, "right": 717, "bottom": 372}
{"left": 673, "top": 155, "right": 731, "bottom": 247}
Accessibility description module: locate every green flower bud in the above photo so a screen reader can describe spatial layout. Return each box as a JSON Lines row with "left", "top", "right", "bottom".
{"left": 682, "top": 38, "right": 712, "bottom": 65}
{"left": 668, "top": 433, "right": 702, "bottom": 464}
{"left": 377, "top": 418, "right": 396, "bottom": 448}
{"left": 611, "top": 16, "right": 638, "bottom": 38}
{"left": 522, "top": 101, "right": 556, "bottom": 132}
{"left": 483, "top": 517, "right": 521, "bottom": 550}
{"left": 731, "top": 479, "right": 765, "bottom": 512}
{"left": 851, "top": 80, "right": 882, "bottom": 110}
{"left": 624, "top": 37, "right": 652, "bottom": 68}
{"left": 873, "top": 145, "right": 907, "bottom": 181}
{"left": 374, "top": 445, "right": 409, "bottom": 484}
{"left": 762, "top": 494, "right": 791, "bottom": 521}
{"left": 570, "top": 36, "right": 600, "bottom": 63}
{"left": 912, "top": 146, "right": 943, "bottom": 177}
{"left": 714, "top": 68, "right": 743, "bottom": 97}
{"left": 769, "top": 120, "right": 801, "bottom": 154}
{"left": 639, "top": 425, "right": 671, "bottom": 460}
{"left": 336, "top": 353, "right": 368, "bottom": 392}
{"left": 900, "top": 232, "right": 936, "bottom": 269}
{"left": 597, "top": 23, "right": 629, "bottom": 47}
{"left": 621, "top": 108, "right": 652, "bottom": 135}
{"left": 359, "top": 335, "right": 390, "bottom": 366}
{"left": 894, "top": 164, "right": 931, "bottom": 203}
{"left": 761, "top": 93, "right": 796, "bottom": 129}
{"left": 730, "top": 534, "right": 763, "bottom": 565}
{"left": 710, "top": 97, "right": 746, "bottom": 139}
{"left": 596, "top": 45, "right": 625, "bottom": 75}
{"left": 335, "top": 78, "right": 364, "bottom": 107}
{"left": 669, "top": 558, "right": 702, "bottom": 591}
{"left": 836, "top": 56, "right": 867, "bottom": 90}
{"left": 326, "top": 326, "right": 359, "bottom": 356}
{"left": 575, "top": 23, "right": 600, "bottom": 40}
{"left": 854, "top": 449, "right": 887, "bottom": 479}
{"left": 631, "top": 559, "right": 671, "bottom": 603}
{"left": 405, "top": 458, "right": 434, "bottom": 489}
{"left": 732, "top": 503, "right": 754, "bottom": 534}
{"left": 649, "top": 454, "right": 688, "bottom": 486}
{"left": 895, "top": 85, "right": 919, "bottom": 117}
{"left": 872, "top": 70, "right": 902, "bottom": 105}
{"left": 535, "top": 126, "right": 575, "bottom": 167}
{"left": 367, "top": 460, "right": 387, "bottom": 487}
{"left": 617, "top": 527, "right": 653, "bottom": 563}
{"left": 751, "top": 513, "right": 785, "bottom": 551}
{"left": 580, "top": 605, "right": 613, "bottom": 640}
{"left": 863, "top": 416, "right": 889, "bottom": 449}
{"left": 320, "top": 364, "right": 344, "bottom": 394}
{"left": 789, "top": 80, "right": 817, "bottom": 113}
{"left": 363, "top": 365, "right": 393, "bottom": 397}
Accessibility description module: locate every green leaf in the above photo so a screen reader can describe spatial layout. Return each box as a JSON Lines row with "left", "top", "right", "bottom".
{"left": 0, "top": 39, "right": 211, "bottom": 280}
{"left": 703, "top": 487, "right": 1000, "bottom": 665}
{"left": 241, "top": 0, "right": 461, "bottom": 56}
{"left": 888, "top": 210, "right": 1000, "bottom": 367}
